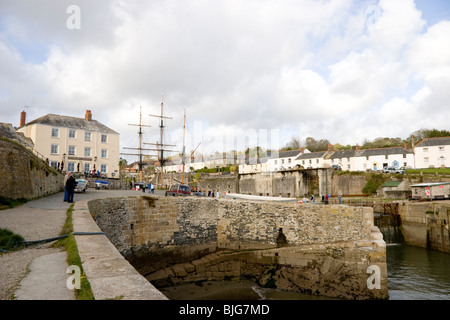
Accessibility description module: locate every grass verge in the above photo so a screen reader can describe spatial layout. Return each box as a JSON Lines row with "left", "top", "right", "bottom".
{"left": 0, "top": 228, "right": 25, "bottom": 252}
{"left": 55, "top": 204, "right": 95, "bottom": 300}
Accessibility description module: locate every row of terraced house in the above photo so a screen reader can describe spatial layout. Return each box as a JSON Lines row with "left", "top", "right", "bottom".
{"left": 163, "top": 136, "right": 450, "bottom": 174}
{"left": 5, "top": 109, "right": 450, "bottom": 177}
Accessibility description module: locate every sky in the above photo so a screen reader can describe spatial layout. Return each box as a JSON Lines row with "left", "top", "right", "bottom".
{"left": 1, "top": 0, "right": 450, "bottom": 163}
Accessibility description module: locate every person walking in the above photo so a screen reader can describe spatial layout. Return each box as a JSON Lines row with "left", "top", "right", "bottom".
{"left": 66, "top": 173, "right": 77, "bottom": 203}
{"left": 63, "top": 172, "right": 70, "bottom": 202}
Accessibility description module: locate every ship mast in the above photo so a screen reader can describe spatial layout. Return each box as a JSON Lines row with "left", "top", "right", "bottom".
{"left": 182, "top": 108, "right": 186, "bottom": 184}
{"left": 121, "top": 106, "right": 152, "bottom": 182}
{"left": 146, "top": 95, "right": 176, "bottom": 188}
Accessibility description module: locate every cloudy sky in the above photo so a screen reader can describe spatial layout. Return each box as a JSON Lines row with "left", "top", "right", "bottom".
{"left": 1, "top": 0, "right": 450, "bottom": 162}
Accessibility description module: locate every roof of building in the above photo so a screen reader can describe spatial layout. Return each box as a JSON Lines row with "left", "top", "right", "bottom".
{"left": 381, "top": 180, "right": 403, "bottom": 187}
{"left": 410, "top": 182, "right": 450, "bottom": 187}
{"left": 326, "top": 150, "right": 356, "bottom": 159}
{"left": 415, "top": 136, "right": 450, "bottom": 147}
{"left": 23, "top": 114, "right": 119, "bottom": 134}
{"left": 295, "top": 151, "right": 328, "bottom": 160}
{"left": 275, "top": 149, "right": 304, "bottom": 159}
{"left": 0, "top": 122, "right": 35, "bottom": 147}
{"left": 355, "top": 147, "right": 412, "bottom": 157}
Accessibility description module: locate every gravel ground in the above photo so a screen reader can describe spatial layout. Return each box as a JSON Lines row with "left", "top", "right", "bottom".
{"left": 0, "top": 246, "right": 60, "bottom": 300}
{"left": 0, "top": 189, "right": 161, "bottom": 300}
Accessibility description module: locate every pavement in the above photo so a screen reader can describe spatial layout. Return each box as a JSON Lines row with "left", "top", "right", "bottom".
{"left": 0, "top": 188, "right": 163, "bottom": 300}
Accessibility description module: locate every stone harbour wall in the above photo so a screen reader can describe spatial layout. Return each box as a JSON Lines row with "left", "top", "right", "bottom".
{"left": 88, "top": 195, "right": 388, "bottom": 299}
{"left": 0, "top": 138, "right": 64, "bottom": 200}
{"left": 400, "top": 201, "right": 450, "bottom": 253}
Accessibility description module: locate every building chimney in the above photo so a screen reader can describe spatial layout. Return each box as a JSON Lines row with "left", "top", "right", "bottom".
{"left": 85, "top": 110, "right": 92, "bottom": 121}
{"left": 355, "top": 144, "right": 360, "bottom": 152}
{"left": 20, "top": 110, "right": 26, "bottom": 127}
{"left": 300, "top": 147, "right": 305, "bottom": 154}
{"left": 328, "top": 144, "right": 333, "bottom": 153}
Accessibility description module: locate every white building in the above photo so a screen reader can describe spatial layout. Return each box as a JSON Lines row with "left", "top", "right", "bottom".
{"left": 414, "top": 137, "right": 450, "bottom": 169}
{"left": 325, "top": 150, "right": 357, "bottom": 171}
{"left": 238, "top": 157, "right": 270, "bottom": 174}
{"left": 16, "top": 110, "right": 120, "bottom": 178}
{"left": 268, "top": 149, "right": 309, "bottom": 172}
{"left": 295, "top": 151, "right": 328, "bottom": 169}
{"left": 352, "top": 147, "right": 414, "bottom": 172}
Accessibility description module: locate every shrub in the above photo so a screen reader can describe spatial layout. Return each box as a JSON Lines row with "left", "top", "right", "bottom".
{"left": 0, "top": 229, "right": 24, "bottom": 251}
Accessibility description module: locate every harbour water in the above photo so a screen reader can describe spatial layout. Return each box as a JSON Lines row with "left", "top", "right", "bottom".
{"left": 160, "top": 243, "right": 450, "bottom": 300}
{"left": 386, "top": 243, "right": 450, "bottom": 300}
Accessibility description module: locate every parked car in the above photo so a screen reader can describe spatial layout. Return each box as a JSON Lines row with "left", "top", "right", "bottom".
{"left": 165, "top": 184, "right": 191, "bottom": 197}
{"left": 74, "top": 179, "right": 88, "bottom": 193}
{"left": 94, "top": 180, "right": 110, "bottom": 189}
{"left": 383, "top": 166, "right": 405, "bottom": 174}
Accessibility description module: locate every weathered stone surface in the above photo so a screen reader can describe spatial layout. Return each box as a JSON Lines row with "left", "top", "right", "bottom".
{"left": 88, "top": 195, "right": 388, "bottom": 299}
{"left": 0, "top": 139, "right": 64, "bottom": 200}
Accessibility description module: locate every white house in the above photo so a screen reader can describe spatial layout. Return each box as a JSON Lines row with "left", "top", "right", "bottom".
{"left": 352, "top": 147, "right": 414, "bottom": 172}
{"left": 16, "top": 110, "right": 120, "bottom": 178}
{"left": 325, "top": 150, "right": 356, "bottom": 170}
{"left": 268, "top": 149, "right": 309, "bottom": 172}
{"left": 295, "top": 151, "right": 328, "bottom": 169}
{"left": 414, "top": 137, "right": 450, "bottom": 169}
{"left": 239, "top": 157, "right": 270, "bottom": 174}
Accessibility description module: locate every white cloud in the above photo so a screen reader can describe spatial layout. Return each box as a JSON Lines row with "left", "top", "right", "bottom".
{"left": 1, "top": 0, "right": 450, "bottom": 161}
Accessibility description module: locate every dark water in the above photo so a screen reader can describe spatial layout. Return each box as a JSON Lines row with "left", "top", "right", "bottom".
{"left": 386, "top": 244, "right": 450, "bottom": 300}
{"left": 160, "top": 244, "right": 450, "bottom": 300}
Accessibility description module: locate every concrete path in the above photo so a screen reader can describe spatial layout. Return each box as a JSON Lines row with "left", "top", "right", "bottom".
{"left": 0, "top": 188, "right": 162, "bottom": 300}
{"left": 14, "top": 251, "right": 75, "bottom": 300}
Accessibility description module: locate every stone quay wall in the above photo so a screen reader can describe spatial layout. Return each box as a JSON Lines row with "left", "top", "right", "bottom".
{"left": 0, "top": 138, "right": 64, "bottom": 200}
{"left": 88, "top": 196, "right": 388, "bottom": 299}
{"left": 400, "top": 201, "right": 450, "bottom": 253}
{"left": 238, "top": 169, "right": 332, "bottom": 198}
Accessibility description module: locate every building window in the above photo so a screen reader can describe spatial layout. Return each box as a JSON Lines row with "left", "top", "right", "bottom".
{"left": 101, "top": 134, "right": 108, "bottom": 143}
{"left": 50, "top": 161, "right": 58, "bottom": 169}
{"left": 84, "top": 147, "right": 91, "bottom": 157}
{"left": 84, "top": 163, "right": 90, "bottom": 173}
{"left": 424, "top": 157, "right": 429, "bottom": 163}
{"left": 85, "top": 132, "right": 91, "bottom": 141}
{"left": 101, "top": 164, "right": 107, "bottom": 174}
{"left": 51, "top": 128, "right": 59, "bottom": 138}
{"left": 288, "top": 158, "right": 291, "bottom": 163}
{"left": 68, "top": 146, "right": 76, "bottom": 156}
{"left": 274, "top": 160, "right": 277, "bottom": 164}
{"left": 385, "top": 155, "right": 388, "bottom": 159}
{"left": 403, "top": 154, "right": 406, "bottom": 158}
{"left": 68, "top": 162, "right": 75, "bottom": 172}
{"left": 101, "top": 149, "right": 108, "bottom": 158}
{"left": 302, "top": 160, "right": 305, "bottom": 165}
{"left": 316, "top": 159, "right": 319, "bottom": 164}
{"left": 281, "top": 159, "right": 284, "bottom": 164}
{"left": 51, "top": 144, "right": 59, "bottom": 155}
{"left": 439, "top": 147, "right": 445, "bottom": 152}
{"left": 69, "top": 129, "right": 76, "bottom": 139}
{"left": 423, "top": 148, "right": 428, "bottom": 152}
{"left": 366, "top": 156, "right": 369, "bottom": 160}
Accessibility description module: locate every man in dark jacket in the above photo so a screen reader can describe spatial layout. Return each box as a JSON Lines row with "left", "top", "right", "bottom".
{"left": 66, "top": 174, "right": 77, "bottom": 203}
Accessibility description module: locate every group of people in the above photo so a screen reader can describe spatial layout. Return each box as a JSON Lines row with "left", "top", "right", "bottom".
{"left": 207, "top": 190, "right": 222, "bottom": 198}
{"left": 63, "top": 172, "right": 77, "bottom": 203}
{"left": 146, "top": 182, "right": 155, "bottom": 193}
